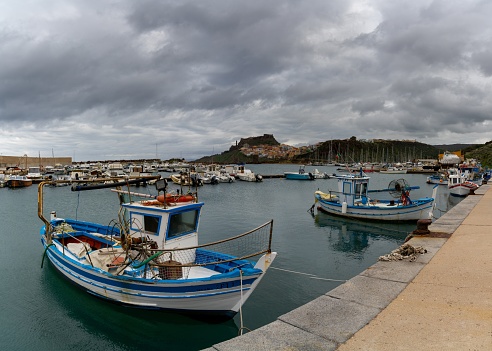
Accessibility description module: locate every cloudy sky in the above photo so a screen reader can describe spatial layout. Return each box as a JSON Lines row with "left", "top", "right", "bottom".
{"left": 1, "top": 0, "right": 491, "bottom": 161}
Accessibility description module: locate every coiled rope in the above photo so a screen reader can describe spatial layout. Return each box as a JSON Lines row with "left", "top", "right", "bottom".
{"left": 378, "top": 243, "right": 427, "bottom": 262}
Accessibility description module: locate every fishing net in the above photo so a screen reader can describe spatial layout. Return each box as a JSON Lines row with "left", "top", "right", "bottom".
{"left": 120, "top": 220, "right": 274, "bottom": 279}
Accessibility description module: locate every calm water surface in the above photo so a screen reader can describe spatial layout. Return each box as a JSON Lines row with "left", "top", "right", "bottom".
{"left": 0, "top": 164, "right": 460, "bottom": 351}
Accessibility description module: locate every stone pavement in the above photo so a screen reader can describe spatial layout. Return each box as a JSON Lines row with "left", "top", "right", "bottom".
{"left": 204, "top": 184, "right": 491, "bottom": 351}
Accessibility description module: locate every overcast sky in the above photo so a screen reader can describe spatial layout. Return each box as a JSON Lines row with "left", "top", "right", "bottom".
{"left": 1, "top": 0, "right": 491, "bottom": 161}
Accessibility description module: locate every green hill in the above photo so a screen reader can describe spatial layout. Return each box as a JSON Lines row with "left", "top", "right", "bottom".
{"left": 432, "top": 144, "right": 478, "bottom": 152}
{"left": 192, "top": 135, "right": 492, "bottom": 168}
{"left": 463, "top": 141, "right": 492, "bottom": 168}
{"left": 297, "top": 137, "right": 439, "bottom": 163}
{"left": 194, "top": 134, "right": 279, "bottom": 164}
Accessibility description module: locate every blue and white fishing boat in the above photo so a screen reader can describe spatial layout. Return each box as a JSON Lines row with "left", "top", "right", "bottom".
{"left": 426, "top": 173, "right": 448, "bottom": 185}
{"left": 284, "top": 165, "right": 315, "bottom": 180}
{"left": 38, "top": 177, "right": 276, "bottom": 318}
{"left": 313, "top": 173, "right": 438, "bottom": 222}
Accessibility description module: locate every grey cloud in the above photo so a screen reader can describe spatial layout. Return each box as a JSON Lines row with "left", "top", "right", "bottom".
{"left": 0, "top": 0, "right": 491, "bottom": 160}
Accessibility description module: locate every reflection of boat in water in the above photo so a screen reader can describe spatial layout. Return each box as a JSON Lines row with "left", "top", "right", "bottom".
{"left": 313, "top": 211, "right": 414, "bottom": 255}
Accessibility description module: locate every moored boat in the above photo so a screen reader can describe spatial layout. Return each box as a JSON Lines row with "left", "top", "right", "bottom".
{"left": 284, "top": 166, "right": 315, "bottom": 180}
{"left": 7, "top": 175, "right": 33, "bottom": 188}
{"left": 27, "top": 166, "right": 43, "bottom": 182}
{"left": 379, "top": 166, "right": 407, "bottom": 174}
{"left": 447, "top": 169, "right": 480, "bottom": 197}
{"left": 313, "top": 173, "right": 437, "bottom": 222}
{"left": 426, "top": 173, "right": 448, "bottom": 185}
{"left": 236, "top": 165, "right": 262, "bottom": 182}
{"left": 38, "top": 177, "right": 276, "bottom": 318}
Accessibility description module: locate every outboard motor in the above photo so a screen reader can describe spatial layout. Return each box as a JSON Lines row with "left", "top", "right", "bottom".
{"left": 211, "top": 175, "right": 218, "bottom": 185}
{"left": 255, "top": 174, "right": 263, "bottom": 182}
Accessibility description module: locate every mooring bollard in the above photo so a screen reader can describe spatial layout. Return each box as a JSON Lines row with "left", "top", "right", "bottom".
{"left": 412, "top": 218, "right": 432, "bottom": 235}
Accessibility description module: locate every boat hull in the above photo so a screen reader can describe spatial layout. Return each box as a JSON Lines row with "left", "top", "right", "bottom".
{"left": 315, "top": 196, "right": 434, "bottom": 221}
{"left": 448, "top": 183, "right": 478, "bottom": 197}
{"left": 284, "top": 172, "right": 314, "bottom": 180}
{"left": 41, "top": 236, "right": 275, "bottom": 317}
{"left": 7, "top": 178, "right": 33, "bottom": 188}
{"left": 426, "top": 175, "right": 448, "bottom": 185}
{"left": 237, "top": 174, "right": 261, "bottom": 182}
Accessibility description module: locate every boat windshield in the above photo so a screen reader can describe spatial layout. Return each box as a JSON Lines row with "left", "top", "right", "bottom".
{"left": 355, "top": 182, "right": 368, "bottom": 197}
{"left": 168, "top": 210, "right": 198, "bottom": 239}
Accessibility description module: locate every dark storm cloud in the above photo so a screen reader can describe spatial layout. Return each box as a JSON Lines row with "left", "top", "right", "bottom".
{"left": 0, "top": 0, "right": 491, "bottom": 160}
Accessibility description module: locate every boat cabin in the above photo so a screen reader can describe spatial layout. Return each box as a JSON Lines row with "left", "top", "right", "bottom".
{"left": 121, "top": 199, "right": 204, "bottom": 265}
{"left": 336, "top": 175, "right": 370, "bottom": 206}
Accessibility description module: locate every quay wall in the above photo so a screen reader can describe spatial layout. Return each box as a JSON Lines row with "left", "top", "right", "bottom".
{"left": 203, "top": 184, "right": 491, "bottom": 351}
{"left": 0, "top": 155, "right": 72, "bottom": 169}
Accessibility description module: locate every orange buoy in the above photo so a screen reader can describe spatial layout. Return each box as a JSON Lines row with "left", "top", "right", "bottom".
{"left": 156, "top": 194, "right": 195, "bottom": 203}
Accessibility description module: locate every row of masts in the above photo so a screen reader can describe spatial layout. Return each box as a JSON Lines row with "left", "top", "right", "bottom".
{"left": 311, "top": 142, "right": 434, "bottom": 165}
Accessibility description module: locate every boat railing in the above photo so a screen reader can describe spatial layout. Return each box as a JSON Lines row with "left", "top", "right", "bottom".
{"left": 49, "top": 226, "right": 96, "bottom": 267}
{"left": 136, "top": 220, "right": 274, "bottom": 273}
{"left": 38, "top": 176, "right": 161, "bottom": 243}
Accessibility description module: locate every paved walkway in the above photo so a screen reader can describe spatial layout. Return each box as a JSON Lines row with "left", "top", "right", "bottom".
{"left": 205, "top": 184, "right": 491, "bottom": 351}
{"left": 337, "top": 184, "right": 492, "bottom": 351}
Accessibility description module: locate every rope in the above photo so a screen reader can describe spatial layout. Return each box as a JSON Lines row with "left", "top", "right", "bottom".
{"left": 378, "top": 243, "right": 427, "bottom": 262}
{"left": 41, "top": 243, "right": 55, "bottom": 268}
{"left": 76, "top": 191, "right": 80, "bottom": 220}
{"left": 270, "top": 267, "right": 347, "bottom": 282}
{"left": 237, "top": 270, "right": 251, "bottom": 336}
{"left": 434, "top": 206, "right": 447, "bottom": 215}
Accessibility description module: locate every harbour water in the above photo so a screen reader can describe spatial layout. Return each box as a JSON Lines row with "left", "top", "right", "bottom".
{"left": 0, "top": 164, "right": 461, "bottom": 351}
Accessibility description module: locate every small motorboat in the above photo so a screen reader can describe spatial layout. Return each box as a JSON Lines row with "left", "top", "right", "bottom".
{"left": 284, "top": 166, "right": 315, "bottom": 180}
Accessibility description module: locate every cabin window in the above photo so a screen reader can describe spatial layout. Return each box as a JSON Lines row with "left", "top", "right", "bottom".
{"left": 130, "top": 212, "right": 160, "bottom": 235}
{"left": 144, "top": 215, "right": 160, "bottom": 235}
{"left": 343, "top": 182, "right": 352, "bottom": 194}
{"left": 355, "top": 183, "right": 368, "bottom": 196}
{"left": 168, "top": 210, "right": 198, "bottom": 239}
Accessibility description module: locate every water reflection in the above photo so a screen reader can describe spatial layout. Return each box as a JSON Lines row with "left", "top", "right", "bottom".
{"left": 39, "top": 263, "right": 239, "bottom": 351}
{"left": 447, "top": 193, "right": 464, "bottom": 207}
{"left": 313, "top": 212, "right": 415, "bottom": 257}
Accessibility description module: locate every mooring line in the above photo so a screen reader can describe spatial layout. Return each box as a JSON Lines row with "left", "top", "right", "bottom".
{"left": 270, "top": 267, "right": 347, "bottom": 282}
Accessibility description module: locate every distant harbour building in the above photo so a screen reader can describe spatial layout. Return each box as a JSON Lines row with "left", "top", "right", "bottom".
{"left": 0, "top": 155, "right": 72, "bottom": 173}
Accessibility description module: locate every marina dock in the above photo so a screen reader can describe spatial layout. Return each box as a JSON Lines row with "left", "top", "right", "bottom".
{"left": 204, "top": 184, "right": 492, "bottom": 350}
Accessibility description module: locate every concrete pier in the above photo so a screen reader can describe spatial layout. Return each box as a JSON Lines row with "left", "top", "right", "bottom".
{"left": 204, "top": 184, "right": 492, "bottom": 350}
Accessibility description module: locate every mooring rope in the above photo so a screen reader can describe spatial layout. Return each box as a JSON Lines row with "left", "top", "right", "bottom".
{"left": 237, "top": 270, "right": 251, "bottom": 336}
{"left": 270, "top": 267, "right": 347, "bottom": 282}
{"left": 41, "top": 243, "right": 55, "bottom": 268}
{"left": 434, "top": 206, "right": 447, "bottom": 215}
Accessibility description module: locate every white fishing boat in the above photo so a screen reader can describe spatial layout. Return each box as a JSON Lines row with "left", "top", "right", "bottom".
{"left": 447, "top": 169, "right": 480, "bottom": 197}
{"left": 236, "top": 165, "right": 262, "bottom": 182}
{"left": 27, "top": 166, "right": 43, "bottom": 181}
{"left": 313, "top": 173, "right": 437, "bottom": 222}
{"left": 38, "top": 177, "right": 276, "bottom": 318}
